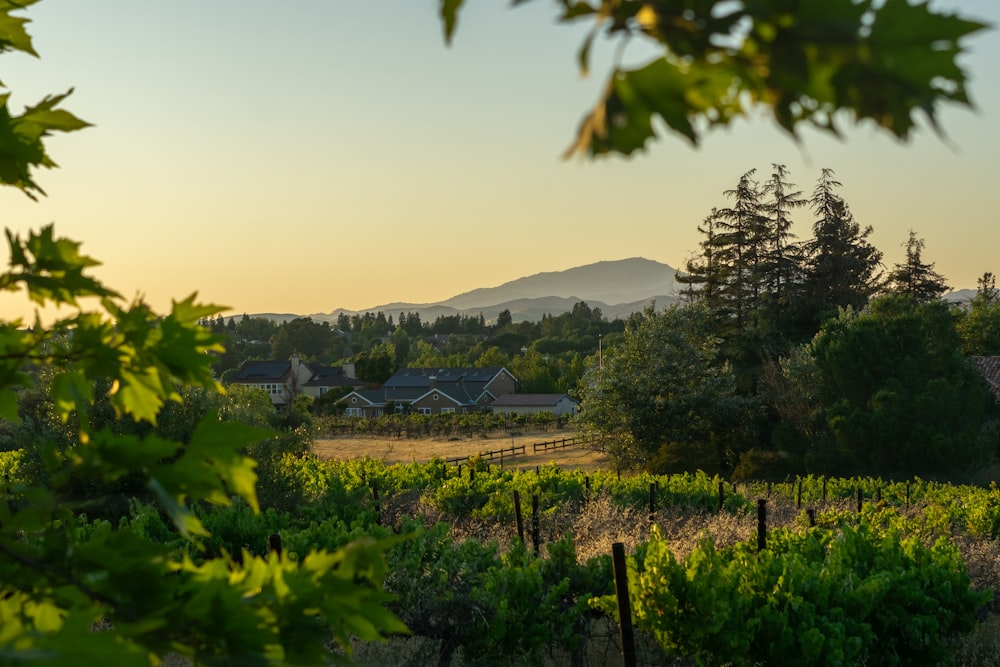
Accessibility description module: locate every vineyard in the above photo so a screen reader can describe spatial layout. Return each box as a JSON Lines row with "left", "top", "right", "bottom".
{"left": 6, "top": 441, "right": 999, "bottom": 666}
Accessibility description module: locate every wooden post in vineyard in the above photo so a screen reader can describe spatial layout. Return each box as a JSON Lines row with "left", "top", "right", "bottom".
{"left": 531, "top": 495, "right": 540, "bottom": 556}
{"left": 906, "top": 481, "right": 911, "bottom": 508}
{"left": 268, "top": 533, "right": 282, "bottom": 557}
{"left": 822, "top": 476, "right": 827, "bottom": 503}
{"left": 373, "top": 483, "right": 380, "bottom": 526}
{"left": 757, "top": 499, "right": 767, "bottom": 552}
{"left": 717, "top": 481, "right": 725, "bottom": 512}
{"left": 796, "top": 479, "right": 803, "bottom": 509}
{"left": 648, "top": 483, "right": 657, "bottom": 523}
{"left": 611, "top": 543, "right": 637, "bottom": 667}
{"left": 513, "top": 490, "right": 525, "bottom": 544}
{"left": 807, "top": 508, "right": 816, "bottom": 527}
{"left": 856, "top": 488, "right": 863, "bottom": 513}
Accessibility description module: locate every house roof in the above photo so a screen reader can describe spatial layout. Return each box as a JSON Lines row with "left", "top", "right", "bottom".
{"left": 382, "top": 367, "right": 514, "bottom": 390}
{"left": 970, "top": 356, "right": 1000, "bottom": 402}
{"left": 232, "top": 359, "right": 361, "bottom": 388}
{"left": 491, "top": 393, "right": 579, "bottom": 408}
{"left": 233, "top": 361, "right": 291, "bottom": 383}
{"left": 336, "top": 367, "right": 517, "bottom": 409}
{"left": 302, "top": 366, "right": 362, "bottom": 388}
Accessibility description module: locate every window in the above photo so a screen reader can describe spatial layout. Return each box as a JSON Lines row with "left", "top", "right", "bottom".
{"left": 416, "top": 407, "right": 432, "bottom": 415}
{"left": 441, "top": 407, "right": 455, "bottom": 414}
{"left": 432, "top": 393, "right": 439, "bottom": 401}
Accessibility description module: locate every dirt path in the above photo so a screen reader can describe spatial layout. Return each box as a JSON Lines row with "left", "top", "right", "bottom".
{"left": 312, "top": 431, "right": 611, "bottom": 471}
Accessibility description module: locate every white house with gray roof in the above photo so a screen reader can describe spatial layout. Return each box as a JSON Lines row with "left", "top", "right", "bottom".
{"left": 336, "top": 366, "right": 517, "bottom": 417}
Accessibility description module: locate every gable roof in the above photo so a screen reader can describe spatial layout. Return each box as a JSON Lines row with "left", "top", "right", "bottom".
{"left": 383, "top": 366, "right": 513, "bottom": 387}
{"left": 302, "top": 365, "right": 361, "bottom": 388}
{"left": 491, "top": 393, "right": 579, "bottom": 408}
{"left": 233, "top": 361, "right": 291, "bottom": 383}
{"left": 232, "top": 359, "right": 362, "bottom": 388}
{"left": 970, "top": 356, "right": 1000, "bottom": 403}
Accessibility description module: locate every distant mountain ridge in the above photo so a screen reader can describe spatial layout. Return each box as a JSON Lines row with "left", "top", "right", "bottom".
{"left": 246, "top": 257, "right": 977, "bottom": 325}
{"left": 256, "top": 258, "right": 684, "bottom": 324}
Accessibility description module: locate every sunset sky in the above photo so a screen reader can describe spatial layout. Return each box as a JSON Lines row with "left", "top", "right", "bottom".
{"left": 3, "top": 1, "right": 998, "bottom": 322}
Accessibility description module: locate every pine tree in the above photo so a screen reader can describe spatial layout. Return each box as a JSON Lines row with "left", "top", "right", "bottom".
{"left": 760, "top": 163, "right": 807, "bottom": 341}
{"left": 886, "top": 230, "right": 949, "bottom": 302}
{"left": 799, "top": 169, "right": 883, "bottom": 330}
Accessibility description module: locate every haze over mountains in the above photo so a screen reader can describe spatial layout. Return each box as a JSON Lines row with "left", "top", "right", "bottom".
{"left": 256, "top": 258, "right": 684, "bottom": 325}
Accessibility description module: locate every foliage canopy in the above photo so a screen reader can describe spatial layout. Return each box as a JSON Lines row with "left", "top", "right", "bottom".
{"left": 441, "top": 0, "right": 988, "bottom": 157}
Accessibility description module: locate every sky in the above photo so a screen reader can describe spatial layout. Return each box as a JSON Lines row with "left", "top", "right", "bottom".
{"left": 2, "top": 1, "right": 999, "bottom": 322}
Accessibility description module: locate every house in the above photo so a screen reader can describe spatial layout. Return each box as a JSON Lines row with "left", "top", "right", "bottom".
{"left": 970, "top": 356, "right": 1000, "bottom": 403}
{"left": 337, "top": 366, "right": 517, "bottom": 417}
{"left": 230, "top": 357, "right": 363, "bottom": 405}
{"left": 490, "top": 393, "right": 580, "bottom": 417}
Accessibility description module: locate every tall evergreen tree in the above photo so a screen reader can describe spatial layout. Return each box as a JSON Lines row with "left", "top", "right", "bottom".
{"left": 715, "top": 169, "right": 768, "bottom": 334}
{"left": 799, "top": 169, "right": 883, "bottom": 331}
{"left": 957, "top": 272, "right": 1000, "bottom": 355}
{"left": 886, "top": 230, "right": 949, "bottom": 302}
{"left": 760, "top": 163, "right": 807, "bottom": 344}
{"left": 676, "top": 209, "right": 727, "bottom": 308}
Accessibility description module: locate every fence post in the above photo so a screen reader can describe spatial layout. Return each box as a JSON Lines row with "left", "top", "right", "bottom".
{"left": 531, "top": 495, "right": 540, "bottom": 556}
{"left": 513, "top": 490, "right": 525, "bottom": 544}
{"left": 612, "top": 543, "right": 638, "bottom": 667}
{"left": 648, "top": 482, "right": 656, "bottom": 521}
{"left": 268, "top": 533, "right": 282, "bottom": 557}
{"left": 757, "top": 499, "right": 767, "bottom": 552}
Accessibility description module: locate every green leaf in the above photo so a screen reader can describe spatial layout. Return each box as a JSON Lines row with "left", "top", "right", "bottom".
{"left": 0, "top": 91, "right": 90, "bottom": 199}
{"left": 567, "top": 58, "right": 742, "bottom": 157}
{"left": 152, "top": 416, "right": 270, "bottom": 518}
{"left": 439, "top": 0, "right": 464, "bottom": 45}
{"left": 0, "top": 0, "right": 41, "bottom": 57}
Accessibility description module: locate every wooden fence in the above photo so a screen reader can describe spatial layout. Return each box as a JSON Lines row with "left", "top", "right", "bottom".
{"left": 445, "top": 444, "right": 526, "bottom": 466}
{"left": 532, "top": 433, "right": 606, "bottom": 453}
{"left": 444, "top": 433, "right": 608, "bottom": 465}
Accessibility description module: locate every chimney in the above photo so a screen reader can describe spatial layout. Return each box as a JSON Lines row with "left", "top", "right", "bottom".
{"left": 343, "top": 362, "right": 356, "bottom": 379}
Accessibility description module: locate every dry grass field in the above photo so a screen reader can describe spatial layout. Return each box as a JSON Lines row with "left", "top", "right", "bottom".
{"left": 312, "top": 430, "right": 611, "bottom": 471}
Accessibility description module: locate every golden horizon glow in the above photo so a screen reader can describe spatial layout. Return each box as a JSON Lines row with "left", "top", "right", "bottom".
{"left": 3, "top": 1, "right": 998, "bottom": 322}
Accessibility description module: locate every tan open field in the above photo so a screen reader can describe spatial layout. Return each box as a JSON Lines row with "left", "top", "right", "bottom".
{"left": 312, "top": 430, "right": 611, "bottom": 471}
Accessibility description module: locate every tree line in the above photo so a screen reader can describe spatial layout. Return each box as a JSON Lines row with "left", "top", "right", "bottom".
{"left": 204, "top": 299, "right": 627, "bottom": 397}
{"left": 579, "top": 165, "right": 1000, "bottom": 480}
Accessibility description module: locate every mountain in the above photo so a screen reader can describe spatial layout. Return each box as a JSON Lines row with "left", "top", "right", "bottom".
{"left": 297, "top": 257, "right": 683, "bottom": 325}
{"left": 246, "top": 257, "right": 978, "bottom": 325}
{"left": 439, "top": 258, "right": 682, "bottom": 310}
